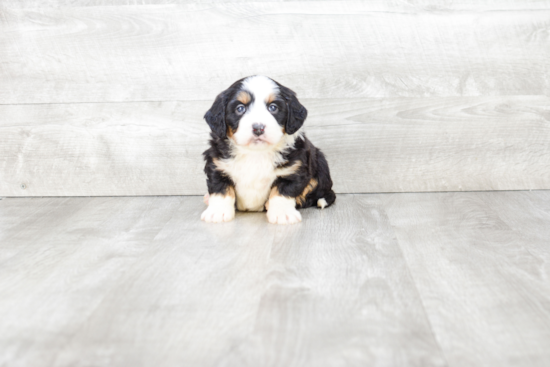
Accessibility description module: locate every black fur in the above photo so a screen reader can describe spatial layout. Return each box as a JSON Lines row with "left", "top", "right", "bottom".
{"left": 275, "top": 82, "right": 308, "bottom": 135}
{"left": 203, "top": 79, "right": 244, "bottom": 139}
{"left": 273, "top": 137, "right": 335, "bottom": 208}
{"left": 203, "top": 76, "right": 336, "bottom": 210}
{"left": 202, "top": 132, "right": 235, "bottom": 197}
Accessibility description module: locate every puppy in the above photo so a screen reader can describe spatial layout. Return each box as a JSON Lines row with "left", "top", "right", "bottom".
{"left": 201, "top": 75, "right": 336, "bottom": 224}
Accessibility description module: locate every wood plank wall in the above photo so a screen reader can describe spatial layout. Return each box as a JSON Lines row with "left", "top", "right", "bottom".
{"left": 1, "top": 1, "right": 550, "bottom": 196}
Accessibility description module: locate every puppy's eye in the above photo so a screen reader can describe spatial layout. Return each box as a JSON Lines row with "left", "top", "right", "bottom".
{"left": 268, "top": 104, "right": 278, "bottom": 113}
{"left": 236, "top": 105, "right": 246, "bottom": 114}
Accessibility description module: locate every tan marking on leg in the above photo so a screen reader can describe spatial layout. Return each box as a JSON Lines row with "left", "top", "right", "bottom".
{"left": 266, "top": 187, "right": 301, "bottom": 224}
{"left": 225, "top": 185, "right": 235, "bottom": 199}
{"left": 275, "top": 161, "right": 301, "bottom": 177}
{"left": 209, "top": 186, "right": 234, "bottom": 201}
{"left": 269, "top": 186, "right": 279, "bottom": 200}
{"left": 264, "top": 186, "right": 276, "bottom": 212}
{"left": 297, "top": 178, "right": 318, "bottom": 206}
{"left": 236, "top": 91, "right": 251, "bottom": 105}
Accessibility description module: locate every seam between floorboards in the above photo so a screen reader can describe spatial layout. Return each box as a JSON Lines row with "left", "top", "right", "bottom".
{"left": 381, "top": 199, "right": 451, "bottom": 367}
{"left": 3, "top": 189, "right": 550, "bottom": 199}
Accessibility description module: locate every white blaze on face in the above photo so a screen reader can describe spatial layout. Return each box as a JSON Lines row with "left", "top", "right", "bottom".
{"left": 232, "top": 76, "right": 283, "bottom": 148}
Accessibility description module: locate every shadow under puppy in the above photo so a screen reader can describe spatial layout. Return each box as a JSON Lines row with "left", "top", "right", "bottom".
{"left": 202, "top": 75, "right": 336, "bottom": 224}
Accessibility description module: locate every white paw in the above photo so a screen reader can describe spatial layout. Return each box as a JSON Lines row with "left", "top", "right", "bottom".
{"left": 266, "top": 196, "right": 302, "bottom": 225}
{"left": 201, "top": 207, "right": 235, "bottom": 223}
{"left": 201, "top": 194, "right": 235, "bottom": 223}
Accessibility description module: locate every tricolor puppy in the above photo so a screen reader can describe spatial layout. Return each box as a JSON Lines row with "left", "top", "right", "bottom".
{"left": 201, "top": 75, "right": 336, "bottom": 224}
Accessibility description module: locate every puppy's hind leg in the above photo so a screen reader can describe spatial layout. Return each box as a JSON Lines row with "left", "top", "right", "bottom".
{"left": 315, "top": 150, "right": 336, "bottom": 209}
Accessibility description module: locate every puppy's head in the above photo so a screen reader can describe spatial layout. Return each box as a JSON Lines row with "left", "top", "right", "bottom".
{"left": 204, "top": 76, "right": 307, "bottom": 149}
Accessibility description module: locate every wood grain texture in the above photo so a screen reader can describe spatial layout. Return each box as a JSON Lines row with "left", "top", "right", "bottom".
{"left": 311, "top": 96, "right": 550, "bottom": 193}
{"left": 0, "top": 101, "right": 210, "bottom": 196}
{"left": 2, "top": 96, "right": 550, "bottom": 196}
{"left": 217, "top": 195, "right": 445, "bottom": 366}
{"left": 6, "top": 0, "right": 550, "bottom": 9}
{"left": 0, "top": 195, "right": 446, "bottom": 367}
{"left": 1, "top": 2, "right": 549, "bottom": 103}
{"left": 2, "top": 192, "right": 550, "bottom": 366}
{"left": 384, "top": 191, "right": 550, "bottom": 367}
{"left": 0, "top": 196, "right": 184, "bottom": 367}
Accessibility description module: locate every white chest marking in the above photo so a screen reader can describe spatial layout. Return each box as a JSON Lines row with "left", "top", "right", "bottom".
{"left": 216, "top": 151, "right": 280, "bottom": 212}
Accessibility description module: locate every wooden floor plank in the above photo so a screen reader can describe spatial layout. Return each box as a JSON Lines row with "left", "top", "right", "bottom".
{"left": 383, "top": 191, "right": 550, "bottom": 367}
{"left": 0, "top": 196, "right": 183, "bottom": 367}
{"left": 2, "top": 96, "right": 549, "bottom": 196}
{"left": 52, "top": 199, "right": 278, "bottom": 367}
{"left": 0, "top": 195, "right": 445, "bottom": 367}
{"left": 218, "top": 195, "right": 445, "bottom": 367}
{"left": 2, "top": 192, "right": 549, "bottom": 366}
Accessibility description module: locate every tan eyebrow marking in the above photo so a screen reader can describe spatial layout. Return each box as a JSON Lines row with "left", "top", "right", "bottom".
{"left": 236, "top": 91, "right": 251, "bottom": 105}
{"left": 265, "top": 93, "right": 277, "bottom": 104}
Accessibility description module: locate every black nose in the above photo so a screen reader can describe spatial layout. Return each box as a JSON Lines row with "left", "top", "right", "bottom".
{"left": 252, "top": 123, "right": 265, "bottom": 136}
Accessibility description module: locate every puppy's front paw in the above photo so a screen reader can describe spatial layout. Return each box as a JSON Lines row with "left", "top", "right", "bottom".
{"left": 266, "top": 195, "right": 302, "bottom": 225}
{"left": 201, "top": 207, "right": 235, "bottom": 223}
{"left": 201, "top": 194, "right": 235, "bottom": 223}
{"left": 267, "top": 208, "right": 302, "bottom": 224}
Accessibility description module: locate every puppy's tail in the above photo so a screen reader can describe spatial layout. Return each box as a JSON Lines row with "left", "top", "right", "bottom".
{"left": 315, "top": 149, "right": 336, "bottom": 209}
{"left": 317, "top": 190, "right": 336, "bottom": 209}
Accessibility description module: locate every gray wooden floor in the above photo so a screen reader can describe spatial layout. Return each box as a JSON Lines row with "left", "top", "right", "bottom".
{"left": 1, "top": 191, "right": 549, "bottom": 367}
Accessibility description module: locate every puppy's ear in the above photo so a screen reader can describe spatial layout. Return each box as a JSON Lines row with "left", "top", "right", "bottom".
{"left": 279, "top": 85, "right": 307, "bottom": 135}
{"left": 204, "top": 91, "right": 229, "bottom": 138}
